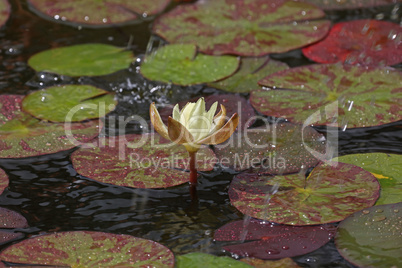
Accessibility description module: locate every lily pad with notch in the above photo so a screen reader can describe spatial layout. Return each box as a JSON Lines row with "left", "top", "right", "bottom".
{"left": 229, "top": 162, "right": 380, "bottom": 225}
{"left": 302, "top": 20, "right": 402, "bottom": 66}
{"left": 27, "top": 0, "right": 170, "bottom": 26}
{"left": 253, "top": 64, "right": 402, "bottom": 128}
{"left": 214, "top": 123, "right": 326, "bottom": 174}
{"left": 140, "top": 44, "right": 239, "bottom": 86}
{"left": 22, "top": 85, "right": 117, "bottom": 122}
{"left": 0, "top": 95, "right": 101, "bottom": 158}
{"left": 152, "top": 0, "right": 331, "bottom": 56}
{"left": 28, "top": 43, "right": 134, "bottom": 76}
{"left": 71, "top": 134, "right": 217, "bottom": 189}
{"left": 214, "top": 218, "right": 336, "bottom": 259}
{"left": 0, "top": 231, "right": 174, "bottom": 267}
{"left": 335, "top": 202, "right": 402, "bottom": 267}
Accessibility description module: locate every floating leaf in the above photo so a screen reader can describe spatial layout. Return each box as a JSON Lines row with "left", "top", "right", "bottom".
{"left": 28, "top": 44, "right": 134, "bottom": 76}
{"left": 153, "top": 0, "right": 330, "bottom": 56}
{"left": 240, "top": 257, "right": 300, "bottom": 267}
{"left": 0, "top": 207, "right": 29, "bottom": 229}
{"left": 0, "top": 0, "right": 10, "bottom": 28}
{"left": 176, "top": 252, "right": 252, "bottom": 268}
{"left": 0, "top": 231, "right": 24, "bottom": 247}
{"left": 254, "top": 64, "right": 402, "bottom": 128}
{"left": 0, "top": 95, "right": 101, "bottom": 158}
{"left": 27, "top": 0, "right": 170, "bottom": 26}
{"left": 214, "top": 219, "right": 336, "bottom": 259}
{"left": 302, "top": 20, "right": 402, "bottom": 66}
{"left": 22, "top": 85, "right": 117, "bottom": 122}
{"left": 159, "top": 94, "right": 255, "bottom": 131}
{"left": 140, "top": 44, "right": 239, "bottom": 86}
{"left": 71, "top": 134, "right": 217, "bottom": 189}
{"left": 302, "top": 0, "right": 402, "bottom": 10}
{"left": 215, "top": 123, "right": 326, "bottom": 174}
{"left": 229, "top": 162, "right": 380, "bottom": 225}
{"left": 332, "top": 153, "right": 402, "bottom": 205}
{"left": 208, "top": 56, "right": 289, "bottom": 93}
{"left": 0, "top": 231, "right": 174, "bottom": 267}
{"left": 335, "top": 202, "right": 402, "bottom": 267}
{"left": 0, "top": 168, "right": 7, "bottom": 195}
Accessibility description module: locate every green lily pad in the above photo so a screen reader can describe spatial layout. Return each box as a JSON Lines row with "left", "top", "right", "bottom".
{"left": 0, "top": 231, "right": 175, "bottom": 267}
{"left": 229, "top": 162, "right": 380, "bottom": 225}
{"left": 335, "top": 202, "right": 402, "bottom": 267}
{"left": 27, "top": 0, "right": 171, "bottom": 26}
{"left": 332, "top": 153, "right": 402, "bottom": 205}
{"left": 253, "top": 64, "right": 402, "bottom": 128}
{"left": 176, "top": 252, "right": 252, "bottom": 268}
{"left": 0, "top": 168, "right": 7, "bottom": 195}
{"left": 28, "top": 44, "right": 134, "bottom": 76}
{"left": 152, "top": 0, "right": 331, "bottom": 56}
{"left": 0, "top": 0, "right": 10, "bottom": 28}
{"left": 140, "top": 44, "right": 239, "bottom": 86}
{"left": 0, "top": 95, "right": 101, "bottom": 158}
{"left": 302, "top": 0, "right": 402, "bottom": 10}
{"left": 208, "top": 56, "right": 289, "bottom": 93}
{"left": 215, "top": 123, "right": 326, "bottom": 174}
{"left": 22, "top": 85, "right": 117, "bottom": 122}
{"left": 71, "top": 134, "right": 217, "bottom": 189}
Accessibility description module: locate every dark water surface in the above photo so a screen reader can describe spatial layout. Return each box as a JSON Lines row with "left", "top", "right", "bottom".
{"left": 0, "top": 0, "right": 401, "bottom": 267}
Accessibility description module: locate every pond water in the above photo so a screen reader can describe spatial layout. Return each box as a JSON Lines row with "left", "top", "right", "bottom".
{"left": 0, "top": 0, "right": 401, "bottom": 267}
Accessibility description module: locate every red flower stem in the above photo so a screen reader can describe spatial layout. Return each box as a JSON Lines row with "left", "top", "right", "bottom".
{"left": 189, "top": 151, "right": 198, "bottom": 185}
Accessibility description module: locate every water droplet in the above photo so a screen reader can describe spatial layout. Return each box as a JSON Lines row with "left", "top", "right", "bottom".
{"left": 266, "top": 249, "right": 280, "bottom": 255}
{"left": 362, "top": 210, "right": 370, "bottom": 214}
{"left": 282, "top": 245, "right": 289, "bottom": 250}
{"left": 372, "top": 215, "right": 386, "bottom": 222}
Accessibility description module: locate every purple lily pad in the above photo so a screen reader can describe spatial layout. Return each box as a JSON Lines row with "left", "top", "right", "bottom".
{"left": 0, "top": 232, "right": 24, "bottom": 247}
{"left": 152, "top": 0, "right": 331, "bottom": 56}
{"left": 71, "top": 134, "right": 217, "bottom": 189}
{"left": 0, "top": 207, "right": 28, "bottom": 229}
{"left": 27, "top": 0, "right": 171, "bottom": 26}
{"left": 229, "top": 162, "right": 380, "bottom": 225}
{"left": 214, "top": 219, "right": 336, "bottom": 259}
{"left": 0, "top": 168, "right": 7, "bottom": 195}
{"left": 0, "top": 0, "right": 10, "bottom": 28}
{"left": 253, "top": 64, "right": 402, "bottom": 128}
{"left": 159, "top": 95, "right": 255, "bottom": 131}
{"left": 302, "top": 20, "right": 402, "bottom": 66}
{"left": 302, "top": 0, "right": 402, "bottom": 10}
{"left": 335, "top": 202, "right": 402, "bottom": 267}
{"left": 0, "top": 95, "right": 101, "bottom": 158}
{"left": 215, "top": 123, "right": 326, "bottom": 174}
{"left": 0, "top": 231, "right": 175, "bottom": 267}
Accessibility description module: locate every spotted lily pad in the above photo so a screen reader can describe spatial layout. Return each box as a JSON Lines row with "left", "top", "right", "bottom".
{"left": 215, "top": 123, "right": 326, "bottom": 174}
{"left": 303, "top": 0, "right": 402, "bottom": 10}
{"left": 0, "top": 0, "right": 10, "bottom": 28}
{"left": 332, "top": 153, "right": 402, "bottom": 205}
{"left": 208, "top": 56, "right": 289, "bottom": 93}
{"left": 335, "top": 202, "right": 402, "bottom": 267}
{"left": 176, "top": 252, "right": 252, "bottom": 268}
{"left": 22, "top": 85, "right": 117, "bottom": 122}
{"left": 0, "top": 231, "right": 174, "bottom": 267}
{"left": 71, "top": 134, "right": 217, "bottom": 188}
{"left": 0, "top": 207, "right": 28, "bottom": 246}
{"left": 153, "top": 0, "right": 331, "bottom": 56}
{"left": 28, "top": 44, "right": 134, "bottom": 76}
{"left": 27, "top": 0, "right": 170, "bottom": 26}
{"left": 0, "top": 95, "right": 101, "bottom": 158}
{"left": 214, "top": 219, "right": 336, "bottom": 259}
{"left": 140, "top": 44, "right": 239, "bottom": 86}
{"left": 302, "top": 20, "right": 402, "bottom": 66}
{"left": 229, "top": 162, "right": 380, "bottom": 225}
{"left": 253, "top": 64, "right": 402, "bottom": 128}
{"left": 0, "top": 168, "right": 7, "bottom": 195}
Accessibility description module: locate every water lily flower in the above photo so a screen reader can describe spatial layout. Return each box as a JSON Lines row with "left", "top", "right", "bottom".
{"left": 150, "top": 97, "right": 238, "bottom": 185}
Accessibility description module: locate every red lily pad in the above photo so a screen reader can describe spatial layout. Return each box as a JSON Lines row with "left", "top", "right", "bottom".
{"left": 159, "top": 95, "right": 255, "bottom": 131}
{"left": 214, "top": 219, "right": 336, "bottom": 259}
{"left": 0, "top": 207, "right": 28, "bottom": 229}
{"left": 208, "top": 56, "right": 289, "bottom": 93}
{"left": 253, "top": 64, "right": 402, "bottom": 128}
{"left": 214, "top": 123, "right": 326, "bottom": 174}
{"left": 335, "top": 202, "right": 402, "bottom": 267}
{"left": 0, "top": 168, "right": 7, "bottom": 195}
{"left": 0, "top": 0, "right": 10, "bottom": 28}
{"left": 152, "top": 0, "right": 331, "bottom": 56}
{"left": 0, "top": 231, "right": 24, "bottom": 246}
{"left": 229, "top": 162, "right": 380, "bottom": 225}
{"left": 0, "top": 95, "right": 101, "bottom": 158}
{"left": 0, "top": 231, "right": 174, "bottom": 267}
{"left": 302, "top": 20, "right": 402, "bottom": 66}
{"left": 71, "top": 134, "right": 217, "bottom": 189}
{"left": 302, "top": 0, "right": 402, "bottom": 10}
{"left": 27, "top": 0, "right": 171, "bottom": 26}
